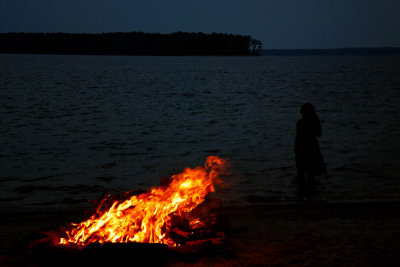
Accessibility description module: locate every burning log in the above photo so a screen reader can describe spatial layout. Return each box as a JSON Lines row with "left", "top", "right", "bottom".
{"left": 172, "top": 228, "right": 190, "bottom": 238}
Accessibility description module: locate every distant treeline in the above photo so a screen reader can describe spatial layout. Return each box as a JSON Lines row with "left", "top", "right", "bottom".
{"left": 261, "top": 47, "right": 400, "bottom": 56}
{"left": 0, "top": 32, "right": 262, "bottom": 56}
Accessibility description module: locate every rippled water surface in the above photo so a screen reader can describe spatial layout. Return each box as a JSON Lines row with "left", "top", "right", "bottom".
{"left": 1, "top": 54, "right": 400, "bottom": 209}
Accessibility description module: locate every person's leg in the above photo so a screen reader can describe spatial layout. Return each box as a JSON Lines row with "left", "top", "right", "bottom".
{"left": 297, "top": 167, "right": 306, "bottom": 196}
{"left": 306, "top": 172, "right": 316, "bottom": 195}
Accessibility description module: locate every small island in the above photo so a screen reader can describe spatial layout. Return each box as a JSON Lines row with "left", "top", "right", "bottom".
{"left": 0, "top": 32, "right": 263, "bottom": 56}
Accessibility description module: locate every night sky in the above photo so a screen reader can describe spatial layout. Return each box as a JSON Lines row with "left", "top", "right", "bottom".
{"left": 1, "top": 0, "right": 400, "bottom": 49}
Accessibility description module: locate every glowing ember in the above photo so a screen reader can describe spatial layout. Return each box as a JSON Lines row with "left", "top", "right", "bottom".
{"left": 57, "top": 156, "right": 226, "bottom": 247}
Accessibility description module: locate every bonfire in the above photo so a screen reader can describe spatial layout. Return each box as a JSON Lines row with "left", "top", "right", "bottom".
{"left": 56, "top": 156, "right": 227, "bottom": 248}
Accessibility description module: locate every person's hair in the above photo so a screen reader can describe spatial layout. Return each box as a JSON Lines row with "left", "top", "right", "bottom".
{"left": 300, "top": 103, "right": 317, "bottom": 119}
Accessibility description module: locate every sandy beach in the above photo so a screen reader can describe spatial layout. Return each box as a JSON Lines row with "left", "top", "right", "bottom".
{"left": 1, "top": 200, "right": 400, "bottom": 266}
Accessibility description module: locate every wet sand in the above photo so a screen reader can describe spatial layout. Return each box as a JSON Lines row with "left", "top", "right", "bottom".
{"left": 1, "top": 201, "right": 400, "bottom": 266}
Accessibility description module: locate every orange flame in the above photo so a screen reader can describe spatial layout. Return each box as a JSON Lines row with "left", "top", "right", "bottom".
{"left": 58, "top": 156, "right": 226, "bottom": 247}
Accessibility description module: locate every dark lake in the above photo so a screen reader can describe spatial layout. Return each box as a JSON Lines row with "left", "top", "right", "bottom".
{"left": 1, "top": 54, "right": 400, "bottom": 209}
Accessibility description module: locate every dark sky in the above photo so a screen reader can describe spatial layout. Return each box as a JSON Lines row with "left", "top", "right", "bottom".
{"left": 1, "top": 0, "right": 399, "bottom": 49}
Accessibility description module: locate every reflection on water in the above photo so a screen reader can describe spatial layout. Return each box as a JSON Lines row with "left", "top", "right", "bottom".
{"left": 1, "top": 54, "right": 400, "bottom": 209}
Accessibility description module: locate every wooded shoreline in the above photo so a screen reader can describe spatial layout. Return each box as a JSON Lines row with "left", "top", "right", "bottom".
{"left": 0, "top": 32, "right": 262, "bottom": 56}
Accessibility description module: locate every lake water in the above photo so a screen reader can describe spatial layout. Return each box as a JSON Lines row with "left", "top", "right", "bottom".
{"left": 1, "top": 54, "right": 400, "bottom": 210}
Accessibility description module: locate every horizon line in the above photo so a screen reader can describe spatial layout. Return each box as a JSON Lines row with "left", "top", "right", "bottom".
{"left": 1, "top": 32, "right": 399, "bottom": 51}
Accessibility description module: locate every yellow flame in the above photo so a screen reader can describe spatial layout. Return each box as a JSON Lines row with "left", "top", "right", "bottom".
{"left": 58, "top": 156, "right": 226, "bottom": 247}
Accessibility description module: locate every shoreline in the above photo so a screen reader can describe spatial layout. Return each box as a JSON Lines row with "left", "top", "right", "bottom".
{"left": 1, "top": 200, "right": 400, "bottom": 266}
{"left": 2, "top": 195, "right": 399, "bottom": 211}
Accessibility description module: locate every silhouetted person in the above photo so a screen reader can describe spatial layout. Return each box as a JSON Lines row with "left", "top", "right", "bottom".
{"left": 294, "top": 103, "right": 326, "bottom": 196}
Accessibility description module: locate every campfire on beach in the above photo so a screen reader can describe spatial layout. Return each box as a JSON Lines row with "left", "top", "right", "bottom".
{"left": 31, "top": 156, "right": 231, "bottom": 265}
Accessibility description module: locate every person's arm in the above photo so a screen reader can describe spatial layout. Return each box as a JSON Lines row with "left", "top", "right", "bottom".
{"left": 294, "top": 119, "right": 301, "bottom": 153}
